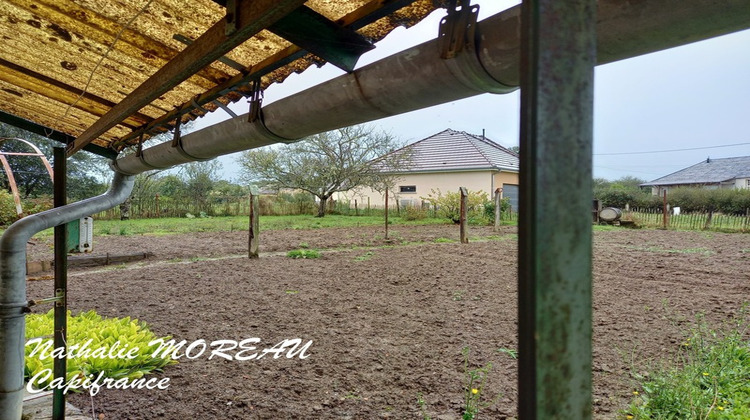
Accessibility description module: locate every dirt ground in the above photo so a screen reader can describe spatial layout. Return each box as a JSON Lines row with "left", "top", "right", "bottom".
{"left": 24, "top": 224, "right": 750, "bottom": 419}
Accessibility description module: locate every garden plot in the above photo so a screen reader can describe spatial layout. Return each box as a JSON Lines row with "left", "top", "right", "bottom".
{"left": 24, "top": 226, "right": 750, "bottom": 419}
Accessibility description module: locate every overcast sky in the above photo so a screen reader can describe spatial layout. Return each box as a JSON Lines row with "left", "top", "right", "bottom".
{"left": 192, "top": 1, "right": 750, "bottom": 183}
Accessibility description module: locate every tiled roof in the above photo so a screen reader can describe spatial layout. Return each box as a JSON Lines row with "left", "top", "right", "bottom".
{"left": 641, "top": 156, "right": 750, "bottom": 186}
{"left": 387, "top": 128, "right": 519, "bottom": 173}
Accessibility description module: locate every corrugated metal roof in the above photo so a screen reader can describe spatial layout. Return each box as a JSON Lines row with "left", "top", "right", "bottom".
{"left": 641, "top": 156, "right": 750, "bottom": 186}
{"left": 0, "top": 0, "right": 442, "bottom": 156}
{"left": 390, "top": 128, "right": 519, "bottom": 173}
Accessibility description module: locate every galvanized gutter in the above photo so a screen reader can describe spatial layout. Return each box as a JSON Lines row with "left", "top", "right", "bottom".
{"left": 0, "top": 172, "right": 134, "bottom": 419}
{"left": 112, "top": 0, "right": 750, "bottom": 175}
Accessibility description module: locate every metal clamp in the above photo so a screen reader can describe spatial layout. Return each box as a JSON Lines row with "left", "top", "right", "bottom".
{"left": 438, "top": 0, "right": 515, "bottom": 94}
{"left": 0, "top": 301, "right": 31, "bottom": 318}
{"left": 169, "top": 109, "right": 212, "bottom": 162}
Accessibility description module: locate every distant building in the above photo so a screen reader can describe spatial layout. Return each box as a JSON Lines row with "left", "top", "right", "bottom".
{"left": 338, "top": 129, "right": 520, "bottom": 210}
{"left": 641, "top": 156, "right": 750, "bottom": 195}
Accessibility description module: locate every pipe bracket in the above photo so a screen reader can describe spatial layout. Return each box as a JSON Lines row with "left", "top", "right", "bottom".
{"left": 0, "top": 301, "right": 31, "bottom": 318}
{"left": 438, "top": 2, "right": 515, "bottom": 94}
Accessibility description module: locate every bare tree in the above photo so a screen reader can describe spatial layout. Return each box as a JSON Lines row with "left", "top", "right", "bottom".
{"left": 238, "top": 125, "right": 411, "bottom": 217}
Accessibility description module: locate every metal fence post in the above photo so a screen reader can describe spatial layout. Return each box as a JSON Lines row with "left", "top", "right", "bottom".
{"left": 518, "top": 0, "right": 596, "bottom": 418}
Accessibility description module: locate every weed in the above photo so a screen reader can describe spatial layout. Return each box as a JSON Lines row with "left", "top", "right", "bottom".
{"left": 285, "top": 290, "right": 299, "bottom": 294}
{"left": 416, "top": 393, "right": 431, "bottom": 420}
{"left": 461, "top": 347, "right": 502, "bottom": 420}
{"left": 497, "top": 348, "right": 517, "bottom": 360}
{"left": 118, "top": 225, "right": 129, "bottom": 236}
{"left": 452, "top": 290, "right": 465, "bottom": 301}
{"left": 298, "top": 242, "right": 310, "bottom": 249}
{"left": 434, "top": 237, "right": 456, "bottom": 244}
{"left": 624, "top": 307, "right": 750, "bottom": 419}
{"left": 354, "top": 251, "right": 375, "bottom": 261}
{"left": 286, "top": 249, "right": 321, "bottom": 259}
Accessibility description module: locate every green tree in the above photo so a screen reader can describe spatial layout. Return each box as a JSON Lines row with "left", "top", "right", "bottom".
{"left": 180, "top": 160, "right": 221, "bottom": 215}
{"left": 237, "top": 125, "right": 410, "bottom": 217}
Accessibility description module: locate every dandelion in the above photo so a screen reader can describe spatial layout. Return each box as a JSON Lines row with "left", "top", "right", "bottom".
{"left": 717, "top": 406, "right": 724, "bottom": 411}
{"left": 471, "top": 388, "right": 479, "bottom": 395}
{"left": 633, "top": 391, "right": 639, "bottom": 396}
{"left": 626, "top": 416, "right": 634, "bottom": 419}
{"left": 702, "top": 372, "right": 709, "bottom": 376}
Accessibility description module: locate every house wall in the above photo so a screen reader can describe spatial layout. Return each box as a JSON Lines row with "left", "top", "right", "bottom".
{"left": 337, "top": 170, "right": 495, "bottom": 207}
{"left": 734, "top": 178, "right": 750, "bottom": 189}
{"left": 493, "top": 171, "right": 520, "bottom": 192}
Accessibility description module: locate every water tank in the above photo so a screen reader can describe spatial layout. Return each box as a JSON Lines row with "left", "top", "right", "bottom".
{"left": 599, "top": 207, "right": 622, "bottom": 222}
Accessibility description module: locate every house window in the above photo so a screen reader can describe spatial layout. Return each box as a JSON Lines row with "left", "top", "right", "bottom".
{"left": 399, "top": 185, "right": 416, "bottom": 193}
{"left": 746, "top": 179, "right": 750, "bottom": 188}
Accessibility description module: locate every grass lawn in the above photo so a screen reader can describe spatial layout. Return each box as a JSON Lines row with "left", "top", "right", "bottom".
{"left": 14, "top": 214, "right": 457, "bottom": 238}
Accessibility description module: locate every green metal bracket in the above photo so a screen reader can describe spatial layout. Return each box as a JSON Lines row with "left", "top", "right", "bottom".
{"left": 0, "top": 111, "right": 117, "bottom": 159}
{"left": 268, "top": 6, "right": 375, "bottom": 72}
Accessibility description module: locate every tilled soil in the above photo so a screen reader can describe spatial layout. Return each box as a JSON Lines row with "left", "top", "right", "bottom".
{"left": 23, "top": 225, "right": 750, "bottom": 419}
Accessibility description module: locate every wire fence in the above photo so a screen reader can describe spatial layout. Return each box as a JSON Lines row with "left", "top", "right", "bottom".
{"left": 624, "top": 207, "right": 750, "bottom": 232}
{"left": 92, "top": 195, "right": 520, "bottom": 223}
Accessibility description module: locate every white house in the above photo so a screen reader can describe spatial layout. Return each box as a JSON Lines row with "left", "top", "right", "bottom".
{"left": 338, "top": 129, "right": 520, "bottom": 210}
{"left": 641, "top": 156, "right": 750, "bottom": 195}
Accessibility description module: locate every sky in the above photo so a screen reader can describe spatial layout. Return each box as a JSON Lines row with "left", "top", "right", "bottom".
{"left": 190, "top": 1, "right": 750, "bottom": 183}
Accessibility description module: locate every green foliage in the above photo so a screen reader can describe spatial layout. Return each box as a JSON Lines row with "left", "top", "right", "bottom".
{"left": 238, "top": 125, "right": 410, "bottom": 217}
{"left": 461, "top": 347, "right": 502, "bottom": 420}
{"left": 25, "top": 309, "right": 176, "bottom": 390}
{"left": 0, "top": 189, "right": 18, "bottom": 225}
{"left": 482, "top": 197, "right": 510, "bottom": 220}
{"left": 625, "top": 309, "right": 750, "bottom": 419}
{"left": 420, "top": 189, "right": 489, "bottom": 224}
{"left": 286, "top": 249, "right": 321, "bottom": 259}
{"left": 402, "top": 206, "right": 428, "bottom": 221}
{"left": 667, "top": 188, "right": 750, "bottom": 214}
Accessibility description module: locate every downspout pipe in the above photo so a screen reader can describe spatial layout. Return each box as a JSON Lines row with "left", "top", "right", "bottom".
{"left": 0, "top": 172, "right": 134, "bottom": 419}
{"left": 112, "top": 0, "right": 750, "bottom": 175}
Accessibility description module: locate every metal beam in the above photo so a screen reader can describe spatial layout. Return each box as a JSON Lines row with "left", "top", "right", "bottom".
{"left": 114, "top": 0, "right": 421, "bottom": 148}
{"left": 66, "top": 0, "right": 307, "bottom": 156}
{"left": 517, "top": 0, "right": 596, "bottom": 418}
{"left": 268, "top": 6, "right": 374, "bottom": 72}
{"left": 0, "top": 111, "right": 117, "bottom": 159}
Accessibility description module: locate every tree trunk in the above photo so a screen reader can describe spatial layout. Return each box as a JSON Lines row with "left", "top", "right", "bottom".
{"left": 317, "top": 196, "right": 327, "bottom": 217}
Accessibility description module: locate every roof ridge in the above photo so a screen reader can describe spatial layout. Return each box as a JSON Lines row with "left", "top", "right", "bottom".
{"left": 461, "top": 131, "right": 495, "bottom": 167}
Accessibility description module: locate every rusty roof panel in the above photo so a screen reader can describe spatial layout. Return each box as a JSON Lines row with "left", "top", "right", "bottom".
{"left": 0, "top": 0, "right": 441, "bottom": 155}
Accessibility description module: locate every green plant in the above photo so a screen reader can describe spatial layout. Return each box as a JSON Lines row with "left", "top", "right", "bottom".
{"left": 354, "top": 251, "right": 375, "bottom": 261}
{"left": 624, "top": 308, "right": 750, "bottom": 419}
{"left": 417, "top": 392, "right": 431, "bottom": 420}
{"left": 461, "top": 347, "right": 502, "bottom": 420}
{"left": 25, "top": 309, "right": 176, "bottom": 390}
{"left": 434, "top": 237, "right": 456, "bottom": 244}
{"left": 421, "top": 188, "right": 489, "bottom": 224}
{"left": 286, "top": 249, "right": 321, "bottom": 259}
{"left": 402, "top": 206, "right": 428, "bottom": 221}
{"left": 118, "top": 225, "right": 130, "bottom": 236}
{"left": 298, "top": 242, "right": 310, "bottom": 249}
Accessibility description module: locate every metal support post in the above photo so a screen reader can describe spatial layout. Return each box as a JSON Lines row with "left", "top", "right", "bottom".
{"left": 52, "top": 147, "right": 67, "bottom": 419}
{"left": 517, "top": 0, "right": 596, "bottom": 418}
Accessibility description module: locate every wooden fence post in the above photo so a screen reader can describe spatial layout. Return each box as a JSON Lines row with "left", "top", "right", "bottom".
{"left": 248, "top": 189, "right": 259, "bottom": 259}
{"left": 494, "top": 187, "right": 502, "bottom": 231}
{"left": 355, "top": 199, "right": 358, "bottom": 216}
{"left": 384, "top": 188, "right": 389, "bottom": 239}
{"left": 662, "top": 190, "right": 668, "bottom": 229}
{"left": 460, "top": 187, "right": 468, "bottom": 243}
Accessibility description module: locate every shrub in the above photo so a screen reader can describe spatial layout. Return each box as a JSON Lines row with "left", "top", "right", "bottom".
{"left": 402, "top": 206, "right": 428, "bottom": 221}
{"left": 0, "top": 189, "right": 18, "bottom": 225}
{"left": 25, "top": 309, "right": 176, "bottom": 390}
{"left": 421, "top": 189, "right": 489, "bottom": 224}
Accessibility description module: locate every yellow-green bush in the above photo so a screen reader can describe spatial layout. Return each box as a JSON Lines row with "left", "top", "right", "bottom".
{"left": 25, "top": 310, "right": 176, "bottom": 390}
